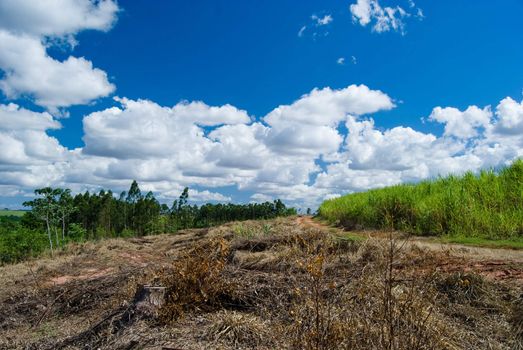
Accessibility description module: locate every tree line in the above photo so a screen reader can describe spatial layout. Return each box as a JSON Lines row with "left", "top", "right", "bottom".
{"left": 0, "top": 181, "right": 296, "bottom": 263}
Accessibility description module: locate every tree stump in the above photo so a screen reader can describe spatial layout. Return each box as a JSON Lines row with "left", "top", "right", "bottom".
{"left": 133, "top": 285, "right": 166, "bottom": 317}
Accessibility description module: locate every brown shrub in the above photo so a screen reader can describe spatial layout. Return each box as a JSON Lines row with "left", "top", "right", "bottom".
{"left": 159, "top": 238, "right": 237, "bottom": 322}
{"left": 436, "top": 272, "right": 487, "bottom": 304}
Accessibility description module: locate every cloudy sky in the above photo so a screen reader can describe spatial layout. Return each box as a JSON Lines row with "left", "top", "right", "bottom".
{"left": 1, "top": 0, "right": 523, "bottom": 209}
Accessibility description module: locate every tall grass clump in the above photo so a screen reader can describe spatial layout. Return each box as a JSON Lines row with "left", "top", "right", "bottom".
{"left": 319, "top": 159, "right": 523, "bottom": 240}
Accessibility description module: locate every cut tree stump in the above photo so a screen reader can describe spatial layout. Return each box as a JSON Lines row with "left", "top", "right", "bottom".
{"left": 133, "top": 285, "right": 166, "bottom": 317}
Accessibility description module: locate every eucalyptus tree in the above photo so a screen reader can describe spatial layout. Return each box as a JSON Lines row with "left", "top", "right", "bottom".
{"left": 23, "top": 187, "right": 62, "bottom": 253}
{"left": 57, "top": 189, "right": 75, "bottom": 241}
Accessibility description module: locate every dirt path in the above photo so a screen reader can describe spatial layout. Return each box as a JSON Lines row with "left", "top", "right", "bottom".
{"left": 297, "top": 215, "right": 523, "bottom": 282}
{"left": 297, "top": 216, "right": 523, "bottom": 260}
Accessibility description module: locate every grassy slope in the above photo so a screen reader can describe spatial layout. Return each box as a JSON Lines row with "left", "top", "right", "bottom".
{"left": 319, "top": 160, "right": 523, "bottom": 243}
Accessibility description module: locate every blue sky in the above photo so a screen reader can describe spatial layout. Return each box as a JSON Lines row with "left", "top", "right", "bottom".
{"left": 1, "top": 0, "right": 523, "bottom": 209}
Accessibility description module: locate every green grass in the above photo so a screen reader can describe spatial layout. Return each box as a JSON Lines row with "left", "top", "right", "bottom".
{"left": 440, "top": 236, "right": 523, "bottom": 250}
{"left": 336, "top": 232, "right": 366, "bottom": 242}
{"left": 0, "top": 210, "right": 26, "bottom": 217}
{"left": 319, "top": 159, "right": 523, "bottom": 242}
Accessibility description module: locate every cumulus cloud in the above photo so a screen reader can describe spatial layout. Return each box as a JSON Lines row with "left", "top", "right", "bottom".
{"left": 429, "top": 105, "right": 492, "bottom": 139}
{"left": 0, "top": 30, "right": 115, "bottom": 111}
{"left": 479, "top": 97, "right": 523, "bottom": 161}
{"left": 0, "top": 103, "right": 65, "bottom": 166}
{"left": 264, "top": 85, "right": 394, "bottom": 127}
{"left": 0, "top": 0, "right": 119, "bottom": 111}
{"left": 263, "top": 85, "right": 394, "bottom": 157}
{"left": 207, "top": 123, "right": 270, "bottom": 170}
{"left": 349, "top": 0, "right": 422, "bottom": 34}
{"left": 0, "top": 103, "right": 67, "bottom": 190}
{"left": 491, "top": 97, "right": 523, "bottom": 135}
{"left": 2, "top": 81, "right": 523, "bottom": 208}
{"left": 72, "top": 85, "right": 396, "bottom": 205}
{"left": 83, "top": 97, "right": 251, "bottom": 159}
{"left": 0, "top": 0, "right": 118, "bottom": 37}
{"left": 0, "top": 103, "right": 60, "bottom": 131}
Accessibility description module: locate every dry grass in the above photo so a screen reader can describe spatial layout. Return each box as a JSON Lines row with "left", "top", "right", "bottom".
{"left": 201, "top": 310, "right": 275, "bottom": 348}
{"left": 0, "top": 217, "right": 521, "bottom": 349}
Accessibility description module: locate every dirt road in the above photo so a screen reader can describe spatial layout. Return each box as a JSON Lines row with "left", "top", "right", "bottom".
{"left": 297, "top": 215, "right": 523, "bottom": 282}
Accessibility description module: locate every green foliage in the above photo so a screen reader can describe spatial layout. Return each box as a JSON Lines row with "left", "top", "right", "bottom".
{"left": 119, "top": 228, "right": 136, "bottom": 238}
{"left": 0, "top": 226, "right": 48, "bottom": 264}
{"left": 67, "top": 223, "right": 86, "bottom": 242}
{"left": 2, "top": 180, "right": 296, "bottom": 265}
{"left": 319, "top": 159, "right": 523, "bottom": 240}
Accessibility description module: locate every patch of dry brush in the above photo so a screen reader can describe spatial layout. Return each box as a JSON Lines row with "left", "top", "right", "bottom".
{"left": 153, "top": 220, "right": 521, "bottom": 349}
{"left": 0, "top": 218, "right": 521, "bottom": 349}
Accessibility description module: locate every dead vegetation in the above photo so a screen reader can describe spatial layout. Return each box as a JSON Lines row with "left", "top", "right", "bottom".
{"left": 0, "top": 217, "right": 522, "bottom": 349}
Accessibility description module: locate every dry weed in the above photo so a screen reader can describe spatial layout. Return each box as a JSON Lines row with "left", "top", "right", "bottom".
{"left": 202, "top": 310, "right": 274, "bottom": 348}
{"left": 159, "top": 238, "right": 239, "bottom": 322}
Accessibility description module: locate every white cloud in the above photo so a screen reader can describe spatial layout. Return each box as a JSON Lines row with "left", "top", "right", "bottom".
{"left": 263, "top": 85, "right": 394, "bottom": 158}
{"left": 2, "top": 81, "right": 523, "bottom": 209}
{"left": 298, "top": 25, "right": 307, "bottom": 37}
{"left": 349, "top": 0, "right": 422, "bottom": 34}
{"left": 478, "top": 97, "right": 523, "bottom": 161}
{"left": 0, "top": 104, "right": 67, "bottom": 190}
{"left": 492, "top": 97, "right": 523, "bottom": 135}
{"left": 429, "top": 105, "right": 492, "bottom": 139}
{"left": 0, "top": 0, "right": 118, "bottom": 37}
{"left": 171, "top": 100, "right": 250, "bottom": 126}
{"left": 0, "top": 103, "right": 65, "bottom": 166}
{"left": 264, "top": 85, "right": 394, "bottom": 127}
{"left": 344, "top": 116, "right": 439, "bottom": 171}
{"left": 312, "top": 14, "right": 333, "bottom": 26}
{"left": 83, "top": 97, "right": 251, "bottom": 159}
{"left": 250, "top": 193, "right": 273, "bottom": 203}
{"left": 0, "top": 0, "right": 119, "bottom": 111}
{"left": 0, "top": 103, "right": 60, "bottom": 131}
{"left": 350, "top": 0, "right": 373, "bottom": 26}
{"left": 207, "top": 123, "right": 270, "bottom": 170}
{"left": 160, "top": 188, "right": 231, "bottom": 202}
{"left": 76, "top": 85, "right": 396, "bottom": 205}
{"left": 0, "top": 30, "right": 115, "bottom": 111}
{"left": 299, "top": 13, "right": 333, "bottom": 38}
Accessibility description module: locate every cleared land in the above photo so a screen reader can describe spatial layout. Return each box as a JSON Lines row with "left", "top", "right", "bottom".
{"left": 0, "top": 217, "right": 522, "bottom": 349}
